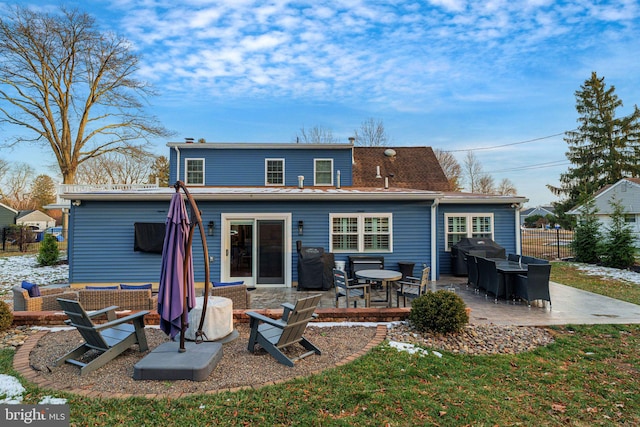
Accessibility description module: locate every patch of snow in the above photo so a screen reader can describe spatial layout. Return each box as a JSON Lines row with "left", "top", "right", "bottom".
{"left": 388, "top": 340, "right": 429, "bottom": 356}
{"left": 0, "top": 374, "right": 26, "bottom": 404}
{"left": 38, "top": 395, "right": 67, "bottom": 404}
{"left": 0, "top": 255, "right": 69, "bottom": 294}
{"left": 571, "top": 263, "right": 640, "bottom": 285}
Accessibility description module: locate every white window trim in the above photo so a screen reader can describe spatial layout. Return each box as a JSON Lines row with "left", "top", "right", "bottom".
{"left": 265, "top": 158, "right": 285, "bottom": 186}
{"left": 329, "top": 213, "right": 392, "bottom": 253}
{"left": 314, "top": 158, "right": 333, "bottom": 186}
{"left": 444, "top": 213, "right": 494, "bottom": 251}
{"left": 184, "top": 158, "right": 205, "bottom": 186}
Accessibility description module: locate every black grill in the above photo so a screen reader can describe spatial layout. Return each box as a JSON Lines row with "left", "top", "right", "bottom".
{"left": 451, "top": 238, "right": 505, "bottom": 276}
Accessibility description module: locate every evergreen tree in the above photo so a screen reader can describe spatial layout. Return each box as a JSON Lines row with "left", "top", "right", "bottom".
{"left": 30, "top": 174, "right": 56, "bottom": 211}
{"left": 552, "top": 72, "right": 640, "bottom": 213}
{"left": 571, "top": 196, "right": 602, "bottom": 264}
{"left": 601, "top": 197, "right": 636, "bottom": 269}
{"left": 37, "top": 233, "right": 60, "bottom": 266}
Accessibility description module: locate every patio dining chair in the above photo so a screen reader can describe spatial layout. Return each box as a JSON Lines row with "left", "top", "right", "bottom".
{"left": 466, "top": 255, "right": 479, "bottom": 291}
{"left": 396, "top": 266, "right": 430, "bottom": 307}
{"left": 477, "top": 257, "right": 505, "bottom": 303}
{"left": 333, "top": 268, "right": 371, "bottom": 308}
{"left": 515, "top": 264, "right": 552, "bottom": 308}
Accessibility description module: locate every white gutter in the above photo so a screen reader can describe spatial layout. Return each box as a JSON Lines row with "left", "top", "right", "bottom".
{"left": 60, "top": 190, "right": 442, "bottom": 202}
{"left": 174, "top": 146, "right": 181, "bottom": 183}
{"left": 430, "top": 198, "right": 440, "bottom": 281}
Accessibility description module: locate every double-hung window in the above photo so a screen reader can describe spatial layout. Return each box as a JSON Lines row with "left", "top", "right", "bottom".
{"left": 445, "top": 213, "right": 494, "bottom": 251}
{"left": 314, "top": 159, "right": 333, "bottom": 186}
{"left": 330, "top": 213, "right": 392, "bottom": 252}
{"left": 265, "top": 159, "right": 284, "bottom": 186}
{"left": 185, "top": 158, "right": 204, "bottom": 185}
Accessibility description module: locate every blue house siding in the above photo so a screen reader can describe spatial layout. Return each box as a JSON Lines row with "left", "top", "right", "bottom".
{"left": 169, "top": 147, "right": 353, "bottom": 187}
{"left": 436, "top": 204, "right": 517, "bottom": 275}
{"left": 68, "top": 198, "right": 433, "bottom": 285}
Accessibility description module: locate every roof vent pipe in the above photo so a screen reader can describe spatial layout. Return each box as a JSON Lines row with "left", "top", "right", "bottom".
{"left": 298, "top": 175, "right": 304, "bottom": 189}
{"left": 336, "top": 170, "right": 341, "bottom": 189}
{"left": 384, "top": 177, "right": 389, "bottom": 189}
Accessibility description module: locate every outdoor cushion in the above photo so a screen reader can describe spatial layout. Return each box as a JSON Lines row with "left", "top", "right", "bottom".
{"left": 21, "top": 280, "right": 41, "bottom": 297}
{"left": 85, "top": 286, "right": 119, "bottom": 290}
{"left": 213, "top": 281, "right": 244, "bottom": 287}
{"left": 120, "top": 283, "right": 153, "bottom": 290}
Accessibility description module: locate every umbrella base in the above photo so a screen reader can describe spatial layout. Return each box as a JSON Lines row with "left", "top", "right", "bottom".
{"left": 133, "top": 341, "right": 223, "bottom": 381}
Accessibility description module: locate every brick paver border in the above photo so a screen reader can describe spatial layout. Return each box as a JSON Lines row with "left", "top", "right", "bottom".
{"left": 13, "top": 325, "right": 388, "bottom": 399}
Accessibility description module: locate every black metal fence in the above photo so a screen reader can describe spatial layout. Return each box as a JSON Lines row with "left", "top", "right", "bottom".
{"left": 1, "top": 227, "right": 68, "bottom": 254}
{"left": 520, "top": 228, "right": 575, "bottom": 260}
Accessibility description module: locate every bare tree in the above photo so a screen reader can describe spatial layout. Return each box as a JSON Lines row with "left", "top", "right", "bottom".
{"left": 477, "top": 174, "right": 495, "bottom": 194}
{"left": 433, "top": 149, "right": 463, "bottom": 191}
{"left": 496, "top": 178, "right": 517, "bottom": 196}
{"left": 0, "top": 6, "right": 170, "bottom": 184}
{"left": 1, "top": 163, "right": 35, "bottom": 210}
{"left": 75, "top": 150, "right": 155, "bottom": 185}
{"left": 463, "top": 151, "right": 484, "bottom": 193}
{"left": 295, "top": 125, "right": 339, "bottom": 143}
{"left": 353, "top": 117, "right": 389, "bottom": 146}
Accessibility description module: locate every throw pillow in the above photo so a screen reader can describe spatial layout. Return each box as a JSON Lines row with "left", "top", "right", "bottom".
{"left": 85, "top": 286, "right": 118, "bottom": 290}
{"left": 212, "top": 281, "right": 245, "bottom": 287}
{"left": 21, "top": 280, "right": 41, "bottom": 297}
{"left": 120, "top": 283, "right": 153, "bottom": 290}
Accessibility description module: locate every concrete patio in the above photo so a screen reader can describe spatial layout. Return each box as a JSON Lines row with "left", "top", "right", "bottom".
{"left": 249, "top": 275, "right": 640, "bottom": 326}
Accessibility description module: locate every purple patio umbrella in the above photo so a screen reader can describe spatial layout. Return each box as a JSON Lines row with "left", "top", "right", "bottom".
{"left": 158, "top": 191, "right": 196, "bottom": 342}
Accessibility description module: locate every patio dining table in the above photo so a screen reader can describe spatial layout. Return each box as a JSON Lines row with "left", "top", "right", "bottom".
{"left": 493, "top": 259, "right": 527, "bottom": 299}
{"left": 355, "top": 269, "right": 402, "bottom": 308}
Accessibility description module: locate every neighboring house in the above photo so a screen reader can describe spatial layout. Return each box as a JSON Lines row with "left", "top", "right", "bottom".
{"left": 567, "top": 178, "right": 640, "bottom": 247}
{"left": 15, "top": 210, "right": 56, "bottom": 231}
{"left": 520, "top": 205, "right": 555, "bottom": 226}
{"left": 61, "top": 142, "right": 527, "bottom": 288}
{"left": 0, "top": 203, "right": 18, "bottom": 230}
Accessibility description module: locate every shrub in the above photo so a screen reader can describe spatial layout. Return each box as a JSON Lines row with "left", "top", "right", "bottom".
{"left": 37, "top": 233, "right": 60, "bottom": 266}
{"left": 0, "top": 301, "right": 13, "bottom": 332}
{"left": 601, "top": 197, "right": 636, "bottom": 269}
{"left": 408, "top": 290, "right": 468, "bottom": 334}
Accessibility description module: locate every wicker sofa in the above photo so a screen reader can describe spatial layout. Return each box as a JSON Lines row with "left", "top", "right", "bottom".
{"left": 12, "top": 286, "right": 79, "bottom": 311}
{"left": 209, "top": 284, "right": 251, "bottom": 309}
{"left": 77, "top": 289, "right": 157, "bottom": 311}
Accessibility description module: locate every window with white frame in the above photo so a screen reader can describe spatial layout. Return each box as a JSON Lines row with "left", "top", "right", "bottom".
{"left": 265, "top": 159, "right": 284, "bottom": 186}
{"left": 445, "top": 213, "right": 494, "bottom": 251}
{"left": 330, "top": 213, "right": 392, "bottom": 252}
{"left": 624, "top": 214, "right": 636, "bottom": 223}
{"left": 185, "top": 158, "right": 204, "bottom": 185}
{"left": 314, "top": 159, "right": 333, "bottom": 186}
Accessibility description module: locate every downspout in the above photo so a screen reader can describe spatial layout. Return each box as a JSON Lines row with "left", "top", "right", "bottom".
{"left": 430, "top": 198, "right": 440, "bottom": 281}
{"left": 174, "top": 146, "right": 181, "bottom": 183}
{"left": 514, "top": 204, "right": 522, "bottom": 255}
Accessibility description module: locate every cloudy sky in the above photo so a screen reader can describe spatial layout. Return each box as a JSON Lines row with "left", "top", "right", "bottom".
{"left": 3, "top": 0, "right": 640, "bottom": 206}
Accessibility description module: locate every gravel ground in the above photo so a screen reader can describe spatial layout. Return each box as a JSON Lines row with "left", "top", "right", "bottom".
{"left": 28, "top": 324, "right": 377, "bottom": 395}
{"left": 387, "top": 322, "right": 555, "bottom": 355}
{"left": 23, "top": 322, "right": 555, "bottom": 395}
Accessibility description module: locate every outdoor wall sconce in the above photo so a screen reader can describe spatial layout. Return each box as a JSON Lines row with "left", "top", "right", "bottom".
{"left": 72, "top": 200, "right": 81, "bottom": 207}
{"left": 298, "top": 220, "right": 304, "bottom": 236}
{"left": 208, "top": 220, "right": 214, "bottom": 236}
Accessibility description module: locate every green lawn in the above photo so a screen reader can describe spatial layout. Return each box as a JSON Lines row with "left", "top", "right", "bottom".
{"left": 1, "top": 261, "right": 639, "bottom": 425}
{"left": 550, "top": 262, "right": 640, "bottom": 305}
{"left": 2, "top": 323, "right": 639, "bottom": 426}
